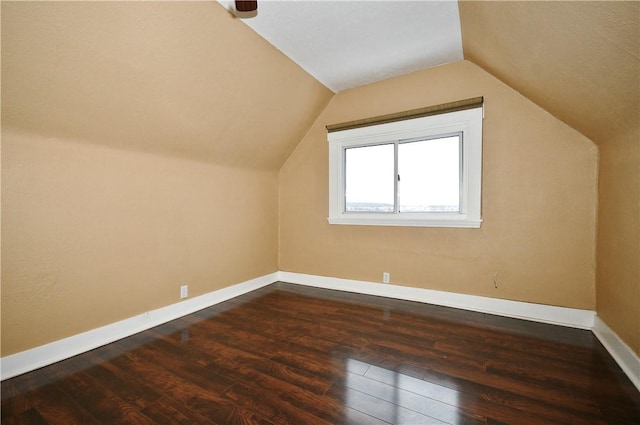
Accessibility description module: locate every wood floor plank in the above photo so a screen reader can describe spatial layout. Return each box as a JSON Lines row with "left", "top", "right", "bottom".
{"left": 372, "top": 363, "right": 607, "bottom": 425}
{"left": 1, "top": 408, "right": 50, "bottom": 425}
{"left": 140, "top": 396, "right": 218, "bottom": 425}
{"left": 51, "top": 369, "right": 155, "bottom": 425}
{"left": 80, "top": 353, "right": 162, "bottom": 411}
{"left": 223, "top": 383, "right": 335, "bottom": 425}
{"left": 1, "top": 370, "right": 53, "bottom": 420}
{"left": 358, "top": 332, "right": 605, "bottom": 418}
{"left": 106, "top": 348, "right": 242, "bottom": 425}
{"left": 3, "top": 282, "right": 640, "bottom": 424}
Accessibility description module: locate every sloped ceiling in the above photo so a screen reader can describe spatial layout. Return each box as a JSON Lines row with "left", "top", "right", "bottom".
{"left": 459, "top": 1, "right": 639, "bottom": 145}
{"left": 3, "top": 0, "right": 638, "bottom": 168}
{"left": 223, "top": 0, "right": 638, "bottom": 147}
{"left": 219, "top": 0, "right": 464, "bottom": 92}
{"left": 1, "top": 2, "right": 332, "bottom": 169}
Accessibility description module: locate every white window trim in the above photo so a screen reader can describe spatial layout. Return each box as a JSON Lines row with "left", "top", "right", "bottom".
{"left": 328, "top": 107, "right": 483, "bottom": 228}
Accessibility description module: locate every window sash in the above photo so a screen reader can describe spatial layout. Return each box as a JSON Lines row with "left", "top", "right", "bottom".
{"left": 397, "top": 134, "right": 462, "bottom": 214}
{"left": 342, "top": 133, "right": 463, "bottom": 215}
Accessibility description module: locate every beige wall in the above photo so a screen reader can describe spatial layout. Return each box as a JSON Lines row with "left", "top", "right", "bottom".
{"left": 596, "top": 128, "right": 640, "bottom": 355}
{"left": 459, "top": 1, "right": 639, "bottom": 150}
{"left": 459, "top": 0, "right": 640, "bottom": 365}
{"left": 1, "top": 2, "right": 332, "bottom": 169}
{"left": 1, "top": 130, "right": 278, "bottom": 356}
{"left": 279, "top": 60, "right": 598, "bottom": 310}
{"left": 1, "top": 1, "right": 330, "bottom": 357}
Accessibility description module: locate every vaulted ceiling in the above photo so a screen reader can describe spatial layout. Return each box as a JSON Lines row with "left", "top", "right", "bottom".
{"left": 3, "top": 1, "right": 639, "bottom": 169}
{"left": 222, "top": 0, "right": 638, "bottom": 147}
{"left": 218, "top": 0, "right": 464, "bottom": 92}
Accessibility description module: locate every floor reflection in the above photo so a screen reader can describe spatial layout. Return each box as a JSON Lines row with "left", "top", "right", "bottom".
{"left": 343, "top": 358, "right": 462, "bottom": 424}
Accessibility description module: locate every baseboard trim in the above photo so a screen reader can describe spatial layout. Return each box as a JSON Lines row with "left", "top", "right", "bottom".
{"left": 277, "top": 271, "right": 595, "bottom": 330}
{"left": 592, "top": 316, "right": 640, "bottom": 392}
{"left": 0, "top": 272, "right": 278, "bottom": 381}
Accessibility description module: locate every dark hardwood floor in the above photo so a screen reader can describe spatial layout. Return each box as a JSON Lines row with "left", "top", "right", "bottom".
{"left": 2, "top": 282, "right": 640, "bottom": 424}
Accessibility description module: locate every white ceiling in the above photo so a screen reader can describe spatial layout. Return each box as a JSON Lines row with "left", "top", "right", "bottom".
{"left": 218, "top": 0, "right": 463, "bottom": 92}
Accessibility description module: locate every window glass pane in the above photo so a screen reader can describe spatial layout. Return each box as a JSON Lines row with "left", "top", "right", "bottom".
{"left": 345, "top": 144, "right": 395, "bottom": 212}
{"left": 398, "top": 136, "right": 460, "bottom": 213}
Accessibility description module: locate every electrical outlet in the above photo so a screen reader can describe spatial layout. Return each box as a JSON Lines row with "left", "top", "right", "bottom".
{"left": 383, "top": 272, "right": 390, "bottom": 284}
{"left": 180, "top": 285, "right": 188, "bottom": 299}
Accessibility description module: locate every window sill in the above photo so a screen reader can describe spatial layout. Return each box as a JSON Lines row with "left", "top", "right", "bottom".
{"left": 327, "top": 216, "right": 482, "bottom": 228}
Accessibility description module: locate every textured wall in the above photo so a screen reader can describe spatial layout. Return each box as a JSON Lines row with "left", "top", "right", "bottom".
{"left": 1, "top": 2, "right": 332, "bottom": 169}
{"left": 596, "top": 129, "right": 640, "bottom": 356}
{"left": 2, "top": 131, "right": 279, "bottom": 356}
{"left": 460, "top": 1, "right": 639, "bottom": 147}
{"left": 1, "top": 1, "right": 330, "bottom": 356}
{"left": 279, "top": 61, "right": 598, "bottom": 310}
{"left": 459, "top": 0, "right": 640, "bottom": 361}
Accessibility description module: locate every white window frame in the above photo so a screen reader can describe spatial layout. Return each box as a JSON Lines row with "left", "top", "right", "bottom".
{"left": 328, "top": 106, "right": 483, "bottom": 228}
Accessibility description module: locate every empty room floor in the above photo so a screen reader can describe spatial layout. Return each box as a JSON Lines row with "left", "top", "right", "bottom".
{"left": 2, "top": 282, "right": 640, "bottom": 424}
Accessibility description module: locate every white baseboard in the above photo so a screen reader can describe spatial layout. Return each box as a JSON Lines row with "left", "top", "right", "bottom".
{"left": 0, "top": 273, "right": 278, "bottom": 381}
{"left": 277, "top": 271, "right": 595, "bottom": 329}
{"left": 592, "top": 316, "right": 640, "bottom": 392}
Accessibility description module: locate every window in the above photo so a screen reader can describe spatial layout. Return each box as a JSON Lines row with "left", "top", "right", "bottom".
{"left": 327, "top": 99, "right": 483, "bottom": 228}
